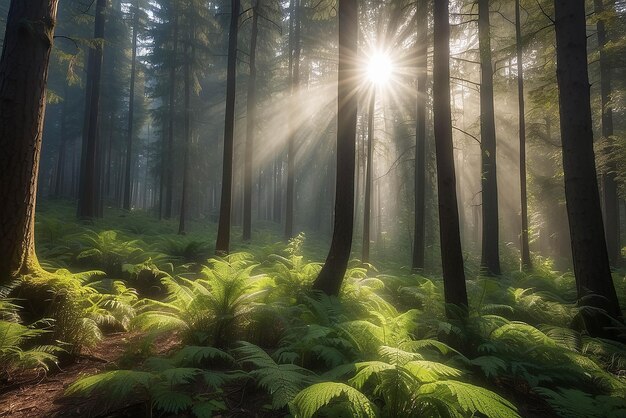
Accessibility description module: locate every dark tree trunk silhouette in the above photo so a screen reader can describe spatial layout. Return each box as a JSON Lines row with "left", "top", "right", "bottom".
{"left": 178, "top": 23, "right": 193, "bottom": 235}
{"left": 595, "top": 0, "right": 620, "bottom": 265}
{"left": 78, "top": 0, "right": 107, "bottom": 219}
{"left": 363, "top": 93, "right": 375, "bottom": 264}
{"left": 312, "top": 0, "right": 358, "bottom": 296}
{"left": 432, "top": 0, "right": 468, "bottom": 312}
{"left": 0, "top": 0, "right": 59, "bottom": 284}
{"left": 123, "top": 0, "right": 139, "bottom": 211}
{"left": 554, "top": 0, "right": 623, "bottom": 332}
{"left": 413, "top": 0, "right": 428, "bottom": 271}
{"left": 478, "top": 0, "right": 501, "bottom": 275}
{"left": 215, "top": 0, "right": 240, "bottom": 254}
{"left": 54, "top": 86, "right": 69, "bottom": 197}
{"left": 164, "top": 10, "right": 178, "bottom": 220}
{"left": 243, "top": 1, "right": 259, "bottom": 241}
{"left": 285, "top": 0, "right": 301, "bottom": 239}
{"left": 516, "top": 0, "right": 531, "bottom": 270}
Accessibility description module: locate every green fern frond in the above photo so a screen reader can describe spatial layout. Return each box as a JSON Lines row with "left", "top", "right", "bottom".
{"left": 290, "top": 382, "right": 378, "bottom": 418}
{"left": 418, "top": 380, "right": 520, "bottom": 418}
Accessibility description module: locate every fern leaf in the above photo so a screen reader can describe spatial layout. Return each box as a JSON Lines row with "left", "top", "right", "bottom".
{"left": 290, "top": 382, "right": 378, "bottom": 418}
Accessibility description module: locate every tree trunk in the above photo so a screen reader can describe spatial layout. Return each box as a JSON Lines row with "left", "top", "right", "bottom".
{"left": 478, "top": 0, "right": 501, "bottom": 275}
{"left": 123, "top": 0, "right": 139, "bottom": 211}
{"left": 516, "top": 0, "right": 532, "bottom": 270}
{"left": 312, "top": 0, "right": 358, "bottom": 296}
{"left": 363, "top": 93, "right": 375, "bottom": 264}
{"left": 165, "top": 10, "right": 178, "bottom": 220}
{"left": 554, "top": 0, "right": 623, "bottom": 332}
{"left": 215, "top": 0, "right": 240, "bottom": 254}
{"left": 178, "top": 22, "right": 193, "bottom": 235}
{"left": 413, "top": 0, "right": 428, "bottom": 271}
{"left": 432, "top": 0, "right": 468, "bottom": 312}
{"left": 285, "top": 0, "right": 301, "bottom": 239}
{"left": 0, "top": 0, "right": 59, "bottom": 283}
{"left": 594, "top": 0, "right": 620, "bottom": 265}
{"left": 54, "top": 86, "right": 69, "bottom": 197}
{"left": 243, "top": 1, "right": 259, "bottom": 241}
{"left": 78, "top": 0, "right": 107, "bottom": 219}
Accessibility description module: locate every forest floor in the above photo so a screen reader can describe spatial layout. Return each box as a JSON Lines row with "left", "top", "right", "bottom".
{"left": 0, "top": 332, "right": 180, "bottom": 417}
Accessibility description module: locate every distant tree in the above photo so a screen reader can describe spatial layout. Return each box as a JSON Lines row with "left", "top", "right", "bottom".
{"left": 554, "top": 0, "right": 623, "bottom": 333}
{"left": 243, "top": 0, "right": 260, "bottom": 241}
{"left": 515, "top": 0, "right": 531, "bottom": 270}
{"left": 123, "top": 0, "right": 140, "bottom": 211}
{"left": 362, "top": 93, "right": 375, "bottom": 264}
{"left": 412, "top": 0, "right": 428, "bottom": 271}
{"left": 312, "top": 0, "right": 358, "bottom": 296}
{"left": 78, "top": 0, "right": 108, "bottom": 219}
{"left": 594, "top": 0, "right": 620, "bottom": 265}
{"left": 432, "top": 0, "right": 468, "bottom": 312}
{"left": 477, "top": 0, "right": 500, "bottom": 276}
{"left": 0, "top": 0, "right": 59, "bottom": 283}
{"left": 215, "top": 0, "right": 241, "bottom": 254}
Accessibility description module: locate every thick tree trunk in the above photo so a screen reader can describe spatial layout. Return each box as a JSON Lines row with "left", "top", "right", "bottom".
{"left": 243, "top": 1, "right": 259, "bottom": 241}
{"left": 594, "top": 0, "right": 620, "bottom": 265}
{"left": 165, "top": 11, "right": 178, "bottom": 220}
{"left": 0, "top": 0, "right": 59, "bottom": 283}
{"left": 413, "top": 0, "right": 428, "bottom": 271}
{"left": 363, "top": 93, "right": 375, "bottom": 264}
{"left": 554, "top": 0, "right": 623, "bottom": 332}
{"left": 432, "top": 0, "right": 468, "bottom": 312}
{"left": 123, "top": 1, "right": 139, "bottom": 211}
{"left": 516, "top": 0, "right": 532, "bottom": 270}
{"left": 78, "top": 0, "right": 107, "bottom": 219}
{"left": 478, "top": 0, "right": 501, "bottom": 275}
{"left": 285, "top": 0, "right": 301, "bottom": 239}
{"left": 215, "top": 0, "right": 240, "bottom": 254}
{"left": 312, "top": 0, "right": 358, "bottom": 296}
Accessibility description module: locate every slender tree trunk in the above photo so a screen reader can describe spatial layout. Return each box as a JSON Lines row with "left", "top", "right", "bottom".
{"left": 413, "top": 0, "right": 428, "bottom": 270}
{"left": 285, "top": 0, "right": 301, "bottom": 239}
{"left": 123, "top": 1, "right": 139, "bottom": 211}
{"left": 215, "top": 0, "right": 240, "bottom": 254}
{"left": 243, "top": 1, "right": 259, "bottom": 241}
{"left": 54, "top": 86, "right": 69, "bottom": 197}
{"left": 178, "top": 24, "right": 193, "bottom": 235}
{"left": 363, "top": 93, "right": 375, "bottom": 264}
{"left": 516, "top": 0, "right": 532, "bottom": 270}
{"left": 432, "top": 0, "right": 468, "bottom": 312}
{"left": 478, "top": 0, "right": 501, "bottom": 275}
{"left": 312, "top": 0, "right": 358, "bottom": 296}
{"left": 165, "top": 11, "right": 178, "bottom": 220}
{"left": 0, "top": 0, "right": 59, "bottom": 283}
{"left": 78, "top": 0, "right": 107, "bottom": 219}
{"left": 595, "top": 0, "right": 620, "bottom": 265}
{"left": 554, "top": 0, "right": 623, "bottom": 332}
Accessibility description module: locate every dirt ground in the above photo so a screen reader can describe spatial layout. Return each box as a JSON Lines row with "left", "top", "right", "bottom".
{"left": 0, "top": 332, "right": 179, "bottom": 418}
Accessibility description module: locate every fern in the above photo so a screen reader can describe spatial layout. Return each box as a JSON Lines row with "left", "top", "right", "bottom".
{"left": 290, "top": 382, "right": 378, "bottom": 418}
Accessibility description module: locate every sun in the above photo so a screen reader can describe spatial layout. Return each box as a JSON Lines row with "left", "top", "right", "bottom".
{"left": 367, "top": 52, "right": 393, "bottom": 85}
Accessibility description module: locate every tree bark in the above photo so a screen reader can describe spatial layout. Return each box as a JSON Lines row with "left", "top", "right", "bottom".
{"left": 164, "top": 10, "right": 178, "bottom": 220}
{"left": 413, "top": 0, "right": 428, "bottom": 271}
{"left": 516, "top": 0, "right": 532, "bottom": 270}
{"left": 78, "top": 0, "right": 107, "bottom": 219}
{"left": 478, "top": 0, "right": 501, "bottom": 276}
{"left": 554, "top": 0, "right": 623, "bottom": 332}
{"left": 285, "top": 0, "right": 301, "bottom": 239}
{"left": 178, "top": 21, "right": 193, "bottom": 235}
{"left": 363, "top": 93, "right": 375, "bottom": 264}
{"left": 432, "top": 0, "right": 468, "bottom": 312}
{"left": 215, "top": 0, "right": 240, "bottom": 254}
{"left": 0, "top": 0, "right": 59, "bottom": 283}
{"left": 243, "top": 1, "right": 259, "bottom": 241}
{"left": 312, "top": 0, "right": 358, "bottom": 296}
{"left": 123, "top": 0, "right": 139, "bottom": 211}
{"left": 594, "top": 0, "right": 620, "bottom": 265}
